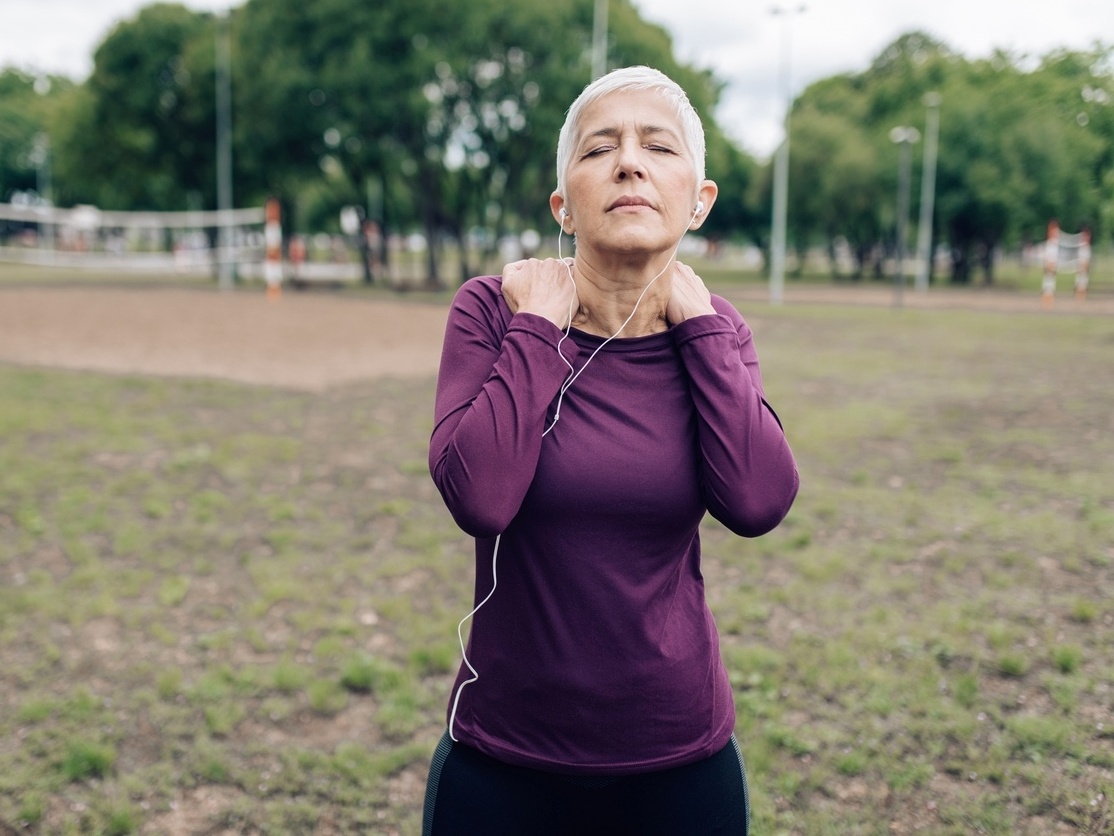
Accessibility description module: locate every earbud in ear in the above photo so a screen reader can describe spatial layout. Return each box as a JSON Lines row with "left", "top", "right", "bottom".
{"left": 559, "top": 207, "right": 568, "bottom": 221}
{"left": 694, "top": 201, "right": 704, "bottom": 215}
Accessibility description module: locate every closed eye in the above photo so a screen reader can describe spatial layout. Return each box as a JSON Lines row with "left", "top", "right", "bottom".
{"left": 582, "top": 145, "right": 615, "bottom": 159}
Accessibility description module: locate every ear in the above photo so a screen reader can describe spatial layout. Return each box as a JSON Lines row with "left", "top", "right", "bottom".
{"left": 690, "top": 180, "right": 719, "bottom": 229}
{"left": 550, "top": 192, "right": 572, "bottom": 232}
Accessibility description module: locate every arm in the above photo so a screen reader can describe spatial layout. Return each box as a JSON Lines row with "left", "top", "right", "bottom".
{"left": 668, "top": 264, "right": 799, "bottom": 536}
{"left": 429, "top": 276, "right": 579, "bottom": 537}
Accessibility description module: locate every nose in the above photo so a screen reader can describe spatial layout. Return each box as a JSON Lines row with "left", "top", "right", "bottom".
{"left": 614, "top": 138, "right": 646, "bottom": 180}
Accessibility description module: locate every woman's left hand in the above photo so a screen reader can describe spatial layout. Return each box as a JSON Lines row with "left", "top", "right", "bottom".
{"left": 666, "top": 261, "right": 716, "bottom": 325}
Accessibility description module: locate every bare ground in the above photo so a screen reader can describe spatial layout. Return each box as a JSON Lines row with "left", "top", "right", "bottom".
{"left": 0, "top": 286, "right": 448, "bottom": 390}
{"left": 0, "top": 283, "right": 1109, "bottom": 389}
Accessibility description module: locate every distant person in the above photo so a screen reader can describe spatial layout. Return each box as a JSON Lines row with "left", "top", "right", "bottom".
{"left": 289, "top": 234, "right": 307, "bottom": 280}
{"left": 423, "top": 65, "right": 799, "bottom": 835}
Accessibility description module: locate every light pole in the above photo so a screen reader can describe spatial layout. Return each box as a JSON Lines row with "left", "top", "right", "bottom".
{"left": 914, "top": 93, "right": 941, "bottom": 293}
{"left": 592, "top": 0, "right": 609, "bottom": 80}
{"left": 30, "top": 132, "right": 54, "bottom": 253}
{"left": 889, "top": 126, "right": 920, "bottom": 308}
{"left": 215, "top": 11, "right": 234, "bottom": 290}
{"left": 768, "top": 4, "right": 806, "bottom": 306}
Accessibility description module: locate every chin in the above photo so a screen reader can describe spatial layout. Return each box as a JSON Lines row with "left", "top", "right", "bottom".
{"left": 597, "top": 234, "right": 676, "bottom": 257}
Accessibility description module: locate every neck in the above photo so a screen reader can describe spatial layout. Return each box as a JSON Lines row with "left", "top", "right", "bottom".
{"left": 570, "top": 254, "right": 673, "bottom": 338}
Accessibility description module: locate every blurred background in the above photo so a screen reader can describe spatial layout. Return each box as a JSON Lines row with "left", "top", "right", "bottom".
{"left": 1, "top": 0, "right": 1111, "bottom": 293}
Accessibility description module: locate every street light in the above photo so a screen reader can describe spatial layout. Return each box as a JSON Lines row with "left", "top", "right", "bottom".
{"left": 30, "top": 132, "right": 54, "bottom": 253}
{"left": 889, "top": 125, "right": 920, "bottom": 308}
{"left": 914, "top": 92, "right": 941, "bottom": 293}
{"left": 592, "top": 0, "right": 609, "bottom": 80}
{"left": 768, "top": 4, "right": 806, "bottom": 306}
{"left": 215, "top": 11, "right": 234, "bottom": 290}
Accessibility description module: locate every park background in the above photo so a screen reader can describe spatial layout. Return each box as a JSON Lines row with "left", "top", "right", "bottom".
{"left": 1, "top": 0, "right": 1113, "bottom": 833}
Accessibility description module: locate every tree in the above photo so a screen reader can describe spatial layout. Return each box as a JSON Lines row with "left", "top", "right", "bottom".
{"left": 779, "top": 32, "right": 1114, "bottom": 285}
{"left": 0, "top": 71, "right": 45, "bottom": 201}
{"left": 787, "top": 100, "right": 887, "bottom": 278}
{"left": 700, "top": 134, "right": 761, "bottom": 248}
{"left": 932, "top": 48, "right": 1110, "bottom": 283}
{"left": 0, "top": 70, "right": 76, "bottom": 203}
{"left": 229, "top": 0, "right": 740, "bottom": 285}
{"left": 55, "top": 3, "right": 214, "bottom": 210}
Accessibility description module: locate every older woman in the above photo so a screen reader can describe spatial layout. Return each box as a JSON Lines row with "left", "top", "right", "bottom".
{"left": 423, "top": 66, "right": 799, "bottom": 835}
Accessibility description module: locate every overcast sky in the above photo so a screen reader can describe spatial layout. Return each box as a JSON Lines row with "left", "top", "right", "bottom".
{"left": 2, "top": 0, "right": 1111, "bottom": 158}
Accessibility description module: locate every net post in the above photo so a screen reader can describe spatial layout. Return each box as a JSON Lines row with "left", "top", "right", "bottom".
{"left": 264, "top": 197, "right": 283, "bottom": 301}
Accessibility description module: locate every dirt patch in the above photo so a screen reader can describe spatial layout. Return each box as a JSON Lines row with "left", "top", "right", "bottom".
{"left": 1, "top": 283, "right": 1109, "bottom": 392}
{"left": 0, "top": 286, "right": 448, "bottom": 390}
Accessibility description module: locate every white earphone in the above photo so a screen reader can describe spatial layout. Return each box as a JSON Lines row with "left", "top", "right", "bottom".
{"left": 452, "top": 190, "right": 707, "bottom": 743}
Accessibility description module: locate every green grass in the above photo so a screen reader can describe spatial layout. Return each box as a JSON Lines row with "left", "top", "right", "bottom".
{"left": 1, "top": 293, "right": 1112, "bottom": 833}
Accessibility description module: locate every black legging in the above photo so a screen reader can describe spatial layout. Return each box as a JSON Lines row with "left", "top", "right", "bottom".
{"left": 423, "top": 732, "right": 749, "bottom": 835}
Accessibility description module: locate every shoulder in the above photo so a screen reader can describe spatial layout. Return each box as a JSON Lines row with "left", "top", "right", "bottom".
{"left": 452, "top": 275, "right": 504, "bottom": 309}
{"left": 709, "top": 293, "right": 748, "bottom": 332}
{"left": 449, "top": 275, "right": 507, "bottom": 317}
{"left": 446, "top": 275, "right": 512, "bottom": 338}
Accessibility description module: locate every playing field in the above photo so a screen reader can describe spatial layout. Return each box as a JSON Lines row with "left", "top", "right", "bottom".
{"left": 1, "top": 277, "right": 1110, "bottom": 834}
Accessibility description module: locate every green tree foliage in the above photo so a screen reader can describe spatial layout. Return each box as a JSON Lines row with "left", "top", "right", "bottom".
{"left": 6, "top": 2, "right": 1111, "bottom": 286}
{"left": 0, "top": 70, "right": 74, "bottom": 203}
{"left": 55, "top": 3, "right": 214, "bottom": 210}
{"left": 0, "top": 71, "right": 45, "bottom": 201}
{"left": 787, "top": 33, "right": 1113, "bottom": 284}
{"left": 788, "top": 101, "right": 889, "bottom": 278}
{"left": 227, "top": 0, "right": 746, "bottom": 283}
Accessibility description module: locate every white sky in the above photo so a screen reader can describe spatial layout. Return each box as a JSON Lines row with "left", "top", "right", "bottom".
{"left": 2, "top": 0, "right": 1111, "bottom": 159}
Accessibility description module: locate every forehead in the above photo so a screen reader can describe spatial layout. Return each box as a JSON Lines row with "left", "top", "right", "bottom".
{"left": 576, "top": 89, "right": 684, "bottom": 139}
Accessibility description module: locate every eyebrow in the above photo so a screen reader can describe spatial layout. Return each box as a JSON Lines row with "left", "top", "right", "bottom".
{"left": 581, "top": 124, "right": 682, "bottom": 145}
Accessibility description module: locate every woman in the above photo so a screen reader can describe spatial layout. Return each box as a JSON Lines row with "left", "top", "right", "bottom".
{"left": 423, "top": 66, "right": 799, "bottom": 835}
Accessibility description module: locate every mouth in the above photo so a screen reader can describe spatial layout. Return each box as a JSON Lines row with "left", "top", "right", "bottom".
{"left": 607, "top": 196, "right": 654, "bottom": 211}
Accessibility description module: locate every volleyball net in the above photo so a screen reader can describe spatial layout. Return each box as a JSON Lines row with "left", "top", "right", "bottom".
{"left": 1041, "top": 219, "right": 1091, "bottom": 306}
{"left": 0, "top": 201, "right": 267, "bottom": 276}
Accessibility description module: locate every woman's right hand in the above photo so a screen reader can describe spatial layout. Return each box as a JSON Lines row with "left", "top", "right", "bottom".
{"left": 501, "top": 258, "right": 578, "bottom": 329}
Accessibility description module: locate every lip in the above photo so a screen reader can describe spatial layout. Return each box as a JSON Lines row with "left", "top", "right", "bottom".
{"left": 607, "top": 196, "right": 654, "bottom": 211}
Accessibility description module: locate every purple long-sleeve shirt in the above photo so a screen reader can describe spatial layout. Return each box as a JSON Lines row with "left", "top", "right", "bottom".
{"left": 429, "top": 275, "right": 799, "bottom": 775}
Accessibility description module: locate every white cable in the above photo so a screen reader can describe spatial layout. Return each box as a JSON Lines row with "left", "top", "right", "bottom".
{"left": 543, "top": 211, "right": 696, "bottom": 435}
{"left": 542, "top": 230, "right": 581, "bottom": 436}
{"left": 448, "top": 532, "right": 502, "bottom": 742}
{"left": 449, "top": 209, "right": 698, "bottom": 740}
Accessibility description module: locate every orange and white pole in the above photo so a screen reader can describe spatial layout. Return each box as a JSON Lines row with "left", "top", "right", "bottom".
{"left": 264, "top": 197, "right": 283, "bottom": 301}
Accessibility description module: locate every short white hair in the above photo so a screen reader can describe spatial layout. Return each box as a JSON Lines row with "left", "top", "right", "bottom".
{"left": 554, "top": 66, "right": 707, "bottom": 198}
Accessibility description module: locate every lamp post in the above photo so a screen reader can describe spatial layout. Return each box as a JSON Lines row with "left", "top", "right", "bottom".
{"left": 914, "top": 93, "right": 941, "bottom": 293}
{"left": 30, "top": 132, "right": 54, "bottom": 253}
{"left": 889, "top": 125, "right": 920, "bottom": 308}
{"left": 768, "top": 4, "right": 806, "bottom": 306}
{"left": 215, "top": 11, "right": 234, "bottom": 290}
{"left": 592, "top": 0, "right": 609, "bottom": 80}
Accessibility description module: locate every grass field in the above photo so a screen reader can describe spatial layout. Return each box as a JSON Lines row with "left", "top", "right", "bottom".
{"left": 1, "top": 294, "right": 1112, "bottom": 834}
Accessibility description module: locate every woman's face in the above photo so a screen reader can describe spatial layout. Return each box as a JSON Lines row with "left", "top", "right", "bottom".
{"left": 554, "top": 89, "right": 709, "bottom": 259}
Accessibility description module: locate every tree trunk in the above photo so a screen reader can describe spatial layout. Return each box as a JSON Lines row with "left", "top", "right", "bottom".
{"left": 419, "top": 164, "right": 444, "bottom": 290}
{"left": 979, "top": 242, "right": 995, "bottom": 285}
{"left": 950, "top": 245, "right": 972, "bottom": 284}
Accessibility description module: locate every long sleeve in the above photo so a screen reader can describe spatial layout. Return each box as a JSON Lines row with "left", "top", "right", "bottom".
{"left": 429, "top": 276, "right": 580, "bottom": 537}
{"left": 672, "top": 301, "right": 799, "bottom": 536}
{"left": 430, "top": 286, "right": 794, "bottom": 775}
